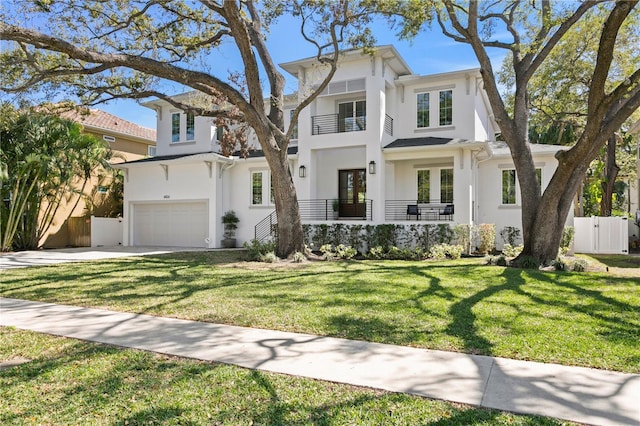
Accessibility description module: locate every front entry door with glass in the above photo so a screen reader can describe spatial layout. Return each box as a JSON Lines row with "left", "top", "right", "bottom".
{"left": 338, "top": 169, "right": 366, "bottom": 218}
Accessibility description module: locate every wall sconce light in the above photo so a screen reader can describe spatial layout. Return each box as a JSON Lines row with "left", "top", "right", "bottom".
{"left": 299, "top": 165, "right": 307, "bottom": 178}
{"left": 368, "top": 160, "right": 376, "bottom": 174}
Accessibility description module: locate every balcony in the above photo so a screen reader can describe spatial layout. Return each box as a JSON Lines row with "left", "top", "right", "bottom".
{"left": 311, "top": 114, "right": 366, "bottom": 135}
{"left": 385, "top": 200, "right": 455, "bottom": 222}
{"left": 299, "top": 199, "right": 373, "bottom": 221}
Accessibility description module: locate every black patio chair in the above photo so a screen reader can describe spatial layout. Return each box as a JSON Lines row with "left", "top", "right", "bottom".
{"left": 406, "top": 204, "right": 421, "bottom": 220}
{"left": 439, "top": 204, "right": 454, "bottom": 220}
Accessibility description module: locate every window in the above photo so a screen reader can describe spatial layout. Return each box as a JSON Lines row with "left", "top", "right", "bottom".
{"left": 502, "top": 168, "right": 542, "bottom": 204}
{"left": 289, "top": 109, "right": 298, "bottom": 139}
{"left": 417, "top": 170, "right": 430, "bottom": 203}
{"left": 186, "top": 113, "right": 195, "bottom": 141}
{"left": 502, "top": 170, "right": 517, "bottom": 204}
{"left": 338, "top": 100, "right": 366, "bottom": 132}
{"left": 215, "top": 126, "right": 224, "bottom": 142}
{"left": 148, "top": 146, "right": 156, "bottom": 157}
{"left": 251, "top": 172, "right": 263, "bottom": 205}
{"left": 440, "top": 169, "right": 453, "bottom": 203}
{"left": 251, "top": 170, "right": 275, "bottom": 206}
{"left": 171, "top": 113, "right": 180, "bottom": 142}
{"left": 416, "top": 93, "right": 430, "bottom": 128}
{"left": 97, "top": 186, "right": 109, "bottom": 194}
{"left": 439, "top": 90, "right": 453, "bottom": 126}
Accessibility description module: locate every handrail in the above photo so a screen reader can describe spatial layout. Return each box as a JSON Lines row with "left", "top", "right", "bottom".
{"left": 385, "top": 200, "right": 454, "bottom": 221}
{"left": 311, "top": 113, "right": 366, "bottom": 135}
{"left": 254, "top": 210, "right": 277, "bottom": 241}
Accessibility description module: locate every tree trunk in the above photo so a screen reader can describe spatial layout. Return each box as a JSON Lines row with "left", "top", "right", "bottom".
{"left": 258, "top": 133, "right": 305, "bottom": 258}
{"left": 599, "top": 134, "right": 619, "bottom": 216}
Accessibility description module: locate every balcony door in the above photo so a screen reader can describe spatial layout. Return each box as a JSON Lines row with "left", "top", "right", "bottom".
{"left": 339, "top": 169, "right": 366, "bottom": 218}
{"left": 338, "top": 100, "right": 366, "bottom": 132}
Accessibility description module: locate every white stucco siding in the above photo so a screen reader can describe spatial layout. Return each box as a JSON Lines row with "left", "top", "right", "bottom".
{"left": 154, "top": 108, "right": 215, "bottom": 156}
{"left": 477, "top": 154, "right": 573, "bottom": 249}
{"left": 122, "top": 160, "right": 219, "bottom": 248}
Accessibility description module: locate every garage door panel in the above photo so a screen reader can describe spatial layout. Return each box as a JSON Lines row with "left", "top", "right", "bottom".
{"left": 133, "top": 202, "right": 208, "bottom": 247}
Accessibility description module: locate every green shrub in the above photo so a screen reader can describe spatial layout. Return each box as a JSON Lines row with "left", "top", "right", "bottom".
{"left": 367, "top": 246, "right": 385, "bottom": 260}
{"left": 291, "top": 251, "right": 306, "bottom": 263}
{"left": 428, "top": 244, "right": 463, "bottom": 260}
{"left": 244, "top": 239, "right": 277, "bottom": 261}
{"left": 499, "top": 226, "right": 521, "bottom": 246}
{"left": 334, "top": 244, "right": 357, "bottom": 260}
{"left": 477, "top": 224, "right": 496, "bottom": 255}
{"left": 560, "top": 226, "right": 575, "bottom": 255}
{"left": 496, "top": 255, "right": 508, "bottom": 266}
{"left": 453, "top": 224, "right": 471, "bottom": 254}
{"left": 572, "top": 258, "right": 588, "bottom": 272}
{"left": 515, "top": 255, "right": 540, "bottom": 269}
{"left": 260, "top": 251, "right": 279, "bottom": 263}
{"left": 502, "top": 244, "right": 523, "bottom": 258}
{"left": 553, "top": 257, "right": 567, "bottom": 271}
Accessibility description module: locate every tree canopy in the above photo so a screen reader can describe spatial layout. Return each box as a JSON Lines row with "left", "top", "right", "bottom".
{"left": 0, "top": 0, "right": 382, "bottom": 256}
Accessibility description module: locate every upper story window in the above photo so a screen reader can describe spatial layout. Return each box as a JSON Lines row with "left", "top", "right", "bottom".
{"left": 415, "top": 86, "right": 455, "bottom": 129}
{"left": 439, "top": 90, "right": 453, "bottom": 126}
{"left": 186, "top": 113, "right": 195, "bottom": 141}
{"left": 148, "top": 146, "right": 156, "bottom": 157}
{"left": 502, "top": 168, "right": 542, "bottom": 205}
{"left": 171, "top": 113, "right": 180, "bottom": 142}
{"left": 289, "top": 109, "right": 298, "bottom": 139}
{"left": 171, "top": 112, "right": 195, "bottom": 143}
{"left": 416, "top": 93, "right": 430, "bottom": 128}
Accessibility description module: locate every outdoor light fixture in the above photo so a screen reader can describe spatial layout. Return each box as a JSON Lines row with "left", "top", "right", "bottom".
{"left": 369, "top": 160, "right": 376, "bottom": 174}
{"left": 299, "top": 165, "right": 307, "bottom": 178}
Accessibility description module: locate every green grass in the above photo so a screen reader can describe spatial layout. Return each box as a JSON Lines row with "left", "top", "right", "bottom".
{"left": 0, "top": 328, "right": 571, "bottom": 425}
{"left": 2, "top": 252, "right": 639, "bottom": 373}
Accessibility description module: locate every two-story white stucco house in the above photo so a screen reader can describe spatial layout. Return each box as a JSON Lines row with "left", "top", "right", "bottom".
{"left": 116, "top": 45, "right": 571, "bottom": 249}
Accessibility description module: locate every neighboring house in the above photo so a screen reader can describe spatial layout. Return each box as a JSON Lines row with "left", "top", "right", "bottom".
{"left": 116, "top": 45, "right": 571, "bottom": 249}
{"left": 42, "top": 108, "right": 156, "bottom": 248}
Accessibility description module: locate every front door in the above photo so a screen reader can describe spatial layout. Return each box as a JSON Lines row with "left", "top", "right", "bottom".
{"left": 338, "top": 169, "right": 366, "bottom": 218}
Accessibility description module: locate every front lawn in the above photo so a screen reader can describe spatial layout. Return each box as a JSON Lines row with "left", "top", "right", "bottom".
{"left": 0, "top": 328, "right": 568, "bottom": 425}
{"left": 2, "top": 252, "right": 638, "bottom": 373}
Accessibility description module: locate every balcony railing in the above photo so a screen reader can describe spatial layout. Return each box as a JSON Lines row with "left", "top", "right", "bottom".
{"left": 385, "top": 200, "right": 455, "bottom": 222}
{"left": 384, "top": 114, "right": 393, "bottom": 136}
{"left": 299, "top": 199, "right": 373, "bottom": 221}
{"left": 311, "top": 114, "right": 366, "bottom": 135}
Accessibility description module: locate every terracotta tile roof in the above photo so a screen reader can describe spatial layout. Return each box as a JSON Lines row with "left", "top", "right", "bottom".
{"left": 60, "top": 108, "right": 156, "bottom": 142}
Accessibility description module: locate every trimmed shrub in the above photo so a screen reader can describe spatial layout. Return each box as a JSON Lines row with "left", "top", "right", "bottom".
{"left": 428, "top": 244, "right": 464, "bottom": 260}
{"left": 453, "top": 224, "right": 472, "bottom": 254}
{"left": 560, "top": 226, "right": 575, "bottom": 255}
{"left": 477, "top": 224, "right": 496, "bottom": 255}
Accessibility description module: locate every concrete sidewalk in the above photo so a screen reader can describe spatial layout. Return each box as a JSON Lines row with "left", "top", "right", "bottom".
{"left": 1, "top": 297, "right": 638, "bottom": 425}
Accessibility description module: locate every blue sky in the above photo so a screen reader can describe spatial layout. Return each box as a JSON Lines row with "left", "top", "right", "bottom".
{"left": 99, "top": 15, "right": 507, "bottom": 130}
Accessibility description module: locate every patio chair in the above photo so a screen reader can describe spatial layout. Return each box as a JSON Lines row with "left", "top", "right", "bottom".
{"left": 439, "top": 204, "right": 454, "bottom": 220}
{"left": 406, "top": 204, "right": 421, "bottom": 220}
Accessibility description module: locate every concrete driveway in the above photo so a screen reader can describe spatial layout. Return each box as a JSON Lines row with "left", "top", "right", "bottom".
{"left": 0, "top": 246, "right": 209, "bottom": 270}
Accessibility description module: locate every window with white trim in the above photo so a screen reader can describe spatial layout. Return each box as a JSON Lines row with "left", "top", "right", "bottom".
{"left": 251, "top": 170, "right": 274, "bottom": 206}
{"left": 440, "top": 168, "right": 454, "bottom": 203}
{"left": 417, "top": 170, "right": 430, "bottom": 203}
{"left": 416, "top": 93, "right": 429, "bottom": 128}
{"left": 171, "top": 113, "right": 180, "bottom": 142}
{"left": 502, "top": 168, "right": 542, "bottom": 205}
{"left": 439, "top": 90, "right": 453, "bottom": 126}
{"left": 186, "top": 113, "right": 195, "bottom": 141}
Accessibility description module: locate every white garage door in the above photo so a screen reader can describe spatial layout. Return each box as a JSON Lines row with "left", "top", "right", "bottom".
{"left": 133, "top": 202, "right": 208, "bottom": 247}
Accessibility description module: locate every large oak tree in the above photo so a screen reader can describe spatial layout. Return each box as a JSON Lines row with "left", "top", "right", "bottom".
{"left": 400, "top": 0, "right": 640, "bottom": 263}
{"left": 0, "top": 0, "right": 376, "bottom": 257}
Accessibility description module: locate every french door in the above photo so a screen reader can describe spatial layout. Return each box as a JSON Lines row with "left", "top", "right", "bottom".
{"left": 338, "top": 169, "right": 366, "bottom": 218}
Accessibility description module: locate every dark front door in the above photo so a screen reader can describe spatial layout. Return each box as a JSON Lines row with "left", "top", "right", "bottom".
{"left": 338, "top": 169, "right": 366, "bottom": 218}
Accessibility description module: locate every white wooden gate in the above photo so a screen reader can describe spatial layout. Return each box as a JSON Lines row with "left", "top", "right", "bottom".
{"left": 574, "top": 216, "right": 628, "bottom": 254}
{"left": 91, "top": 216, "right": 123, "bottom": 247}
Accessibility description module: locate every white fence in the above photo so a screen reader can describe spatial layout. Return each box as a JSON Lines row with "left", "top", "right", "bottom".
{"left": 90, "top": 216, "right": 123, "bottom": 247}
{"left": 574, "top": 216, "right": 628, "bottom": 254}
